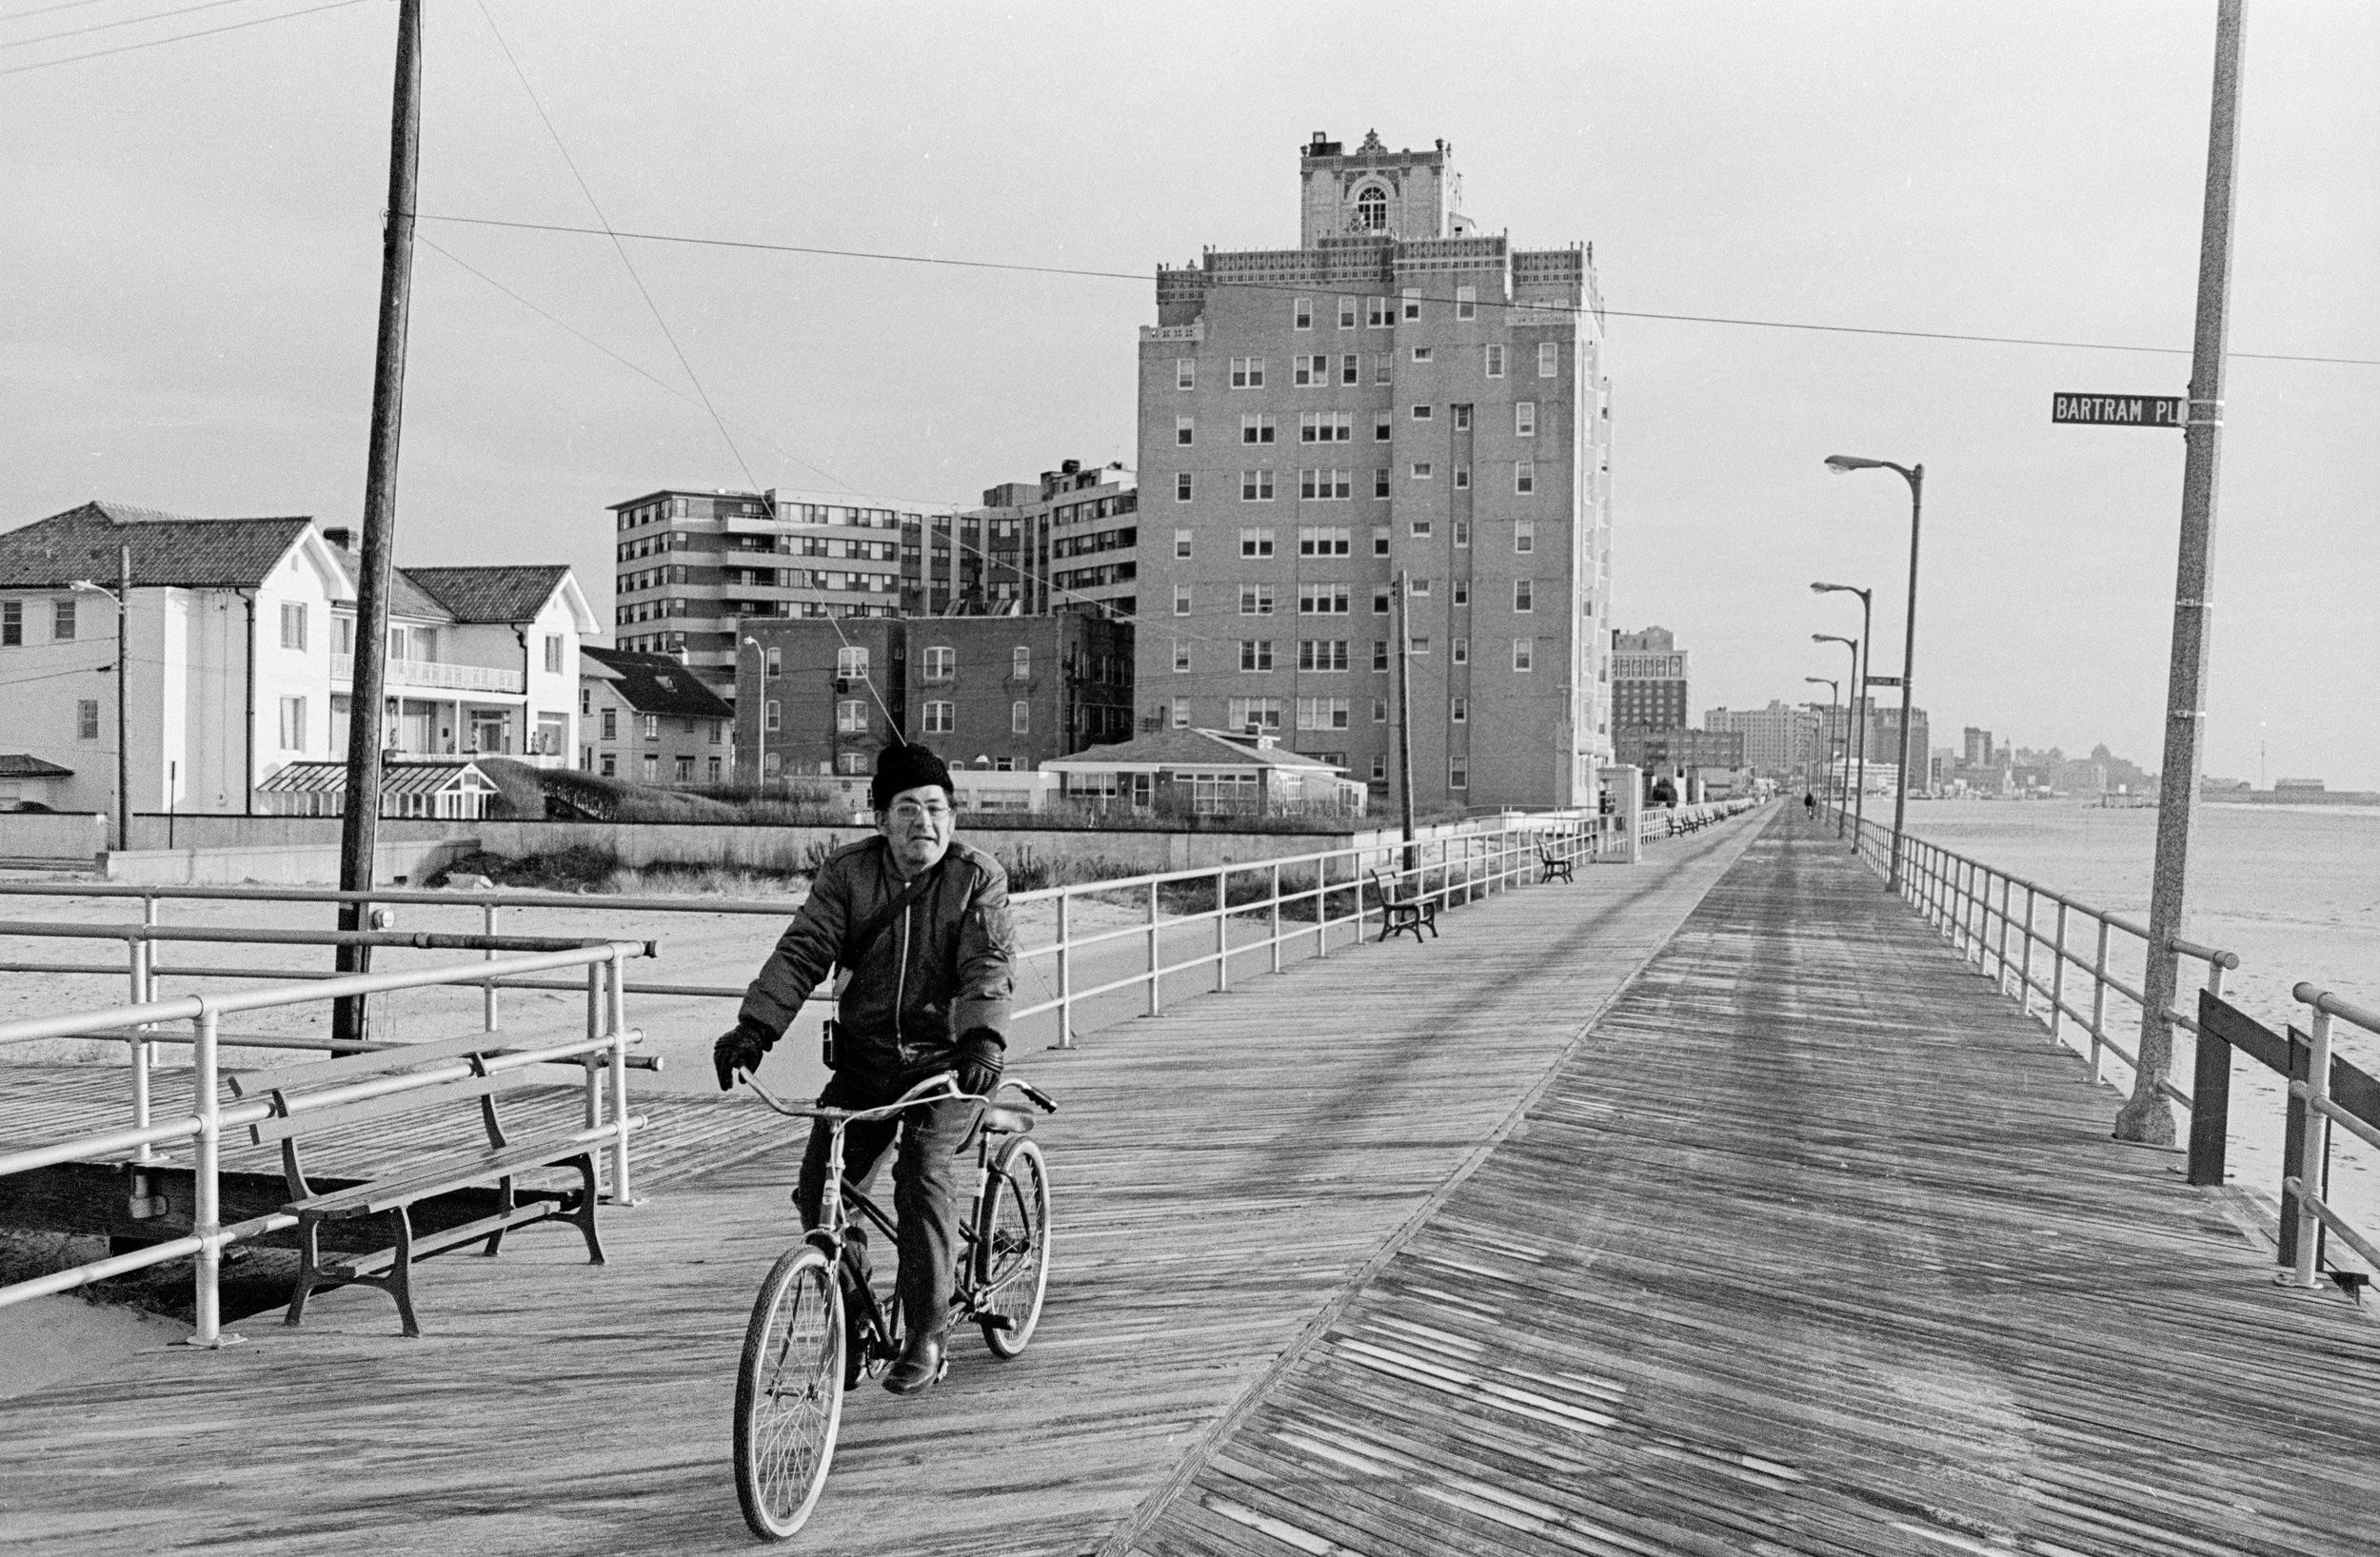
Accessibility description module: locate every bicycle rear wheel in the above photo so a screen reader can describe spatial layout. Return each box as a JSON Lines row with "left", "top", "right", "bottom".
{"left": 974, "top": 1135, "right": 1050, "bottom": 1359}
{"left": 734, "top": 1245, "right": 845, "bottom": 1541}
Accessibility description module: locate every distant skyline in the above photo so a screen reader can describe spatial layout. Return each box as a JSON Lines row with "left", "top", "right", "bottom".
{"left": 4, "top": 2, "right": 2374, "bottom": 784}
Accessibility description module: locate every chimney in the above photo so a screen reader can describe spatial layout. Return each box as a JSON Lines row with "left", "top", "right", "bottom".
{"left": 321, "top": 526, "right": 358, "bottom": 554}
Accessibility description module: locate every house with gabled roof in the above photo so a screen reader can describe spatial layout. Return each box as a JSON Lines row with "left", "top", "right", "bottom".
{"left": 0, "top": 501, "right": 596, "bottom": 823}
{"left": 580, "top": 646, "right": 735, "bottom": 786}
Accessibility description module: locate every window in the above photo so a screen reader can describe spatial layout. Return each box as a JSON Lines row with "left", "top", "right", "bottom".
{"left": 642, "top": 713, "right": 662, "bottom": 740}
{"left": 1298, "top": 640, "right": 1349, "bottom": 672}
{"left": 52, "top": 600, "right": 75, "bottom": 641}
{"left": 1453, "top": 403, "right": 1473, "bottom": 431}
{"left": 1240, "top": 527, "right": 1276, "bottom": 557}
{"left": 544, "top": 633, "right": 565, "bottom": 674}
{"left": 1294, "top": 296, "right": 1313, "bottom": 329}
{"left": 1449, "top": 757, "right": 1469, "bottom": 789}
{"left": 1239, "top": 584, "right": 1275, "bottom": 615}
{"left": 77, "top": 700, "right": 99, "bottom": 739}
{"left": 674, "top": 755, "right": 695, "bottom": 784}
{"left": 1240, "top": 469, "right": 1276, "bottom": 503}
{"left": 922, "top": 644, "right": 955, "bottom": 681}
{"left": 1374, "top": 351, "right": 1393, "bottom": 384}
{"left": 1012, "top": 645, "right": 1032, "bottom": 679}
{"left": 830, "top": 699, "right": 865, "bottom": 734}
{"left": 1293, "top": 354, "right": 1330, "bottom": 386}
{"left": 1410, "top": 636, "right": 1430, "bottom": 655}
{"left": 1298, "top": 526, "right": 1351, "bottom": 557}
{"left": 1176, "top": 415, "right": 1195, "bottom": 446}
{"left": 0, "top": 601, "right": 18, "bottom": 645}
{"left": 764, "top": 700, "right": 782, "bottom": 733}
{"left": 709, "top": 719, "right": 724, "bottom": 745}
{"left": 1172, "top": 698, "right": 1191, "bottom": 728}
{"left": 1538, "top": 341, "right": 1559, "bottom": 377}
{"left": 1516, "top": 461, "right": 1537, "bottom": 495}
{"left": 1454, "top": 520, "right": 1471, "bottom": 547}
{"left": 1175, "top": 583, "right": 1194, "bottom": 615}
{"left": 280, "top": 602, "right": 307, "bottom": 651}
{"left": 1453, "top": 581, "right": 1469, "bottom": 606}
{"left": 1410, "top": 578, "right": 1431, "bottom": 598}
{"left": 1176, "top": 472, "right": 1194, "bottom": 503}
{"left": 1366, "top": 296, "right": 1391, "bottom": 327}
{"left": 1410, "top": 346, "right": 1433, "bottom": 364}
{"left": 1453, "top": 636, "right": 1470, "bottom": 664}
{"left": 765, "top": 645, "right": 782, "bottom": 677}
{"left": 1456, "top": 285, "right": 1477, "bottom": 321}
{"left": 1516, "top": 402, "right": 1537, "bottom": 437}
{"left": 601, "top": 706, "right": 618, "bottom": 739}
{"left": 1454, "top": 464, "right": 1471, "bottom": 490}
{"left": 1177, "top": 358, "right": 1196, "bottom": 389}
{"left": 1515, "top": 518, "right": 1536, "bottom": 552}
{"left": 1410, "top": 463, "right": 1434, "bottom": 480}
{"left": 1340, "top": 354, "right": 1360, "bottom": 385}
{"left": 708, "top": 756, "right": 723, "bottom": 783}
{"left": 1299, "top": 411, "right": 1352, "bottom": 443}
{"left": 1229, "top": 356, "right": 1266, "bottom": 387}
{"left": 1372, "top": 525, "right": 1391, "bottom": 557}
{"left": 1240, "top": 413, "right": 1276, "bottom": 444}
{"left": 276, "top": 696, "right": 306, "bottom": 750}
{"left": 1514, "top": 580, "right": 1535, "bottom": 612}
{"left": 1298, "top": 469, "right": 1353, "bottom": 501}
{"left": 1297, "top": 697, "right": 1351, "bottom": 731}
{"left": 1373, "top": 588, "right": 1393, "bottom": 615}
{"left": 1513, "top": 637, "right": 1536, "bottom": 672}
{"left": 1175, "top": 529, "right": 1193, "bottom": 559}
{"left": 1226, "top": 697, "right": 1283, "bottom": 732}
{"left": 1410, "top": 404, "right": 1433, "bottom": 422}
{"left": 1410, "top": 518, "right": 1433, "bottom": 539}
{"left": 1373, "top": 641, "right": 1390, "bottom": 671}
{"left": 640, "top": 752, "right": 659, "bottom": 783}
{"left": 1451, "top": 696, "right": 1468, "bottom": 723}
{"left": 1485, "top": 345, "right": 1506, "bottom": 378}
{"left": 1373, "top": 411, "right": 1393, "bottom": 443}
{"left": 602, "top": 753, "right": 618, "bottom": 777}
{"left": 1174, "top": 640, "right": 1192, "bottom": 672}
{"left": 1338, "top": 296, "right": 1358, "bottom": 328}
{"left": 1240, "top": 640, "right": 1274, "bottom": 672}
{"left": 912, "top": 700, "right": 950, "bottom": 736}
{"left": 1373, "top": 468, "right": 1392, "bottom": 499}
{"left": 1299, "top": 583, "right": 1351, "bottom": 615}
{"left": 1402, "top": 287, "right": 1421, "bottom": 321}
{"left": 1371, "top": 754, "right": 1389, "bottom": 778}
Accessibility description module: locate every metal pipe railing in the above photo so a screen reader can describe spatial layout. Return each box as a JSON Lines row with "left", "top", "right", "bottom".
{"left": 2283, "top": 983, "right": 2380, "bottom": 1287}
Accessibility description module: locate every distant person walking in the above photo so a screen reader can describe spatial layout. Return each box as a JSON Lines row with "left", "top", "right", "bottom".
{"left": 1803, "top": 790, "right": 1817, "bottom": 820}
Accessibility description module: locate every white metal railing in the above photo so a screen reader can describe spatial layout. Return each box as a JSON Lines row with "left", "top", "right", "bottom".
{"left": 331, "top": 653, "right": 524, "bottom": 694}
{"left": 1835, "top": 808, "right": 2235, "bottom": 1111}
{"left": 0, "top": 940, "right": 650, "bottom": 1346}
{"left": 2284, "top": 983, "right": 2380, "bottom": 1286}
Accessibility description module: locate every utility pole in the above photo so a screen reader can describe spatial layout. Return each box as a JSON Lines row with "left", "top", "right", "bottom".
{"left": 333, "top": 0, "right": 423, "bottom": 1047}
{"left": 1392, "top": 569, "right": 1416, "bottom": 874}
{"left": 2118, "top": 0, "right": 2245, "bottom": 1145}
{"left": 115, "top": 543, "right": 130, "bottom": 853}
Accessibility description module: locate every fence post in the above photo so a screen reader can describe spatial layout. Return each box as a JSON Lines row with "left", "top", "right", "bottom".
{"left": 2286, "top": 1004, "right": 2333, "bottom": 1288}
{"left": 2050, "top": 901, "right": 2070, "bottom": 1046}
{"left": 2018, "top": 886, "right": 2037, "bottom": 1018}
{"left": 1268, "top": 862, "right": 1282, "bottom": 976}
{"left": 189, "top": 1004, "right": 228, "bottom": 1348}
{"left": 2186, "top": 982, "right": 2231, "bottom": 1188}
{"left": 1054, "top": 893, "right": 1076, "bottom": 1049}
{"left": 2088, "top": 918, "right": 2112, "bottom": 1080}
{"left": 1145, "top": 878, "right": 1162, "bottom": 1016}
{"left": 483, "top": 902, "right": 500, "bottom": 1032}
{"left": 606, "top": 949, "right": 634, "bottom": 1207}
{"left": 1995, "top": 876, "right": 2013, "bottom": 991}
{"left": 583, "top": 960, "right": 605, "bottom": 1166}
{"left": 127, "top": 932, "right": 153, "bottom": 1162}
{"left": 1213, "top": 868, "right": 1229, "bottom": 994}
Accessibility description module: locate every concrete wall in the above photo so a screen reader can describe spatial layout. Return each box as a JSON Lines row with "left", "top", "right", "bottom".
{"left": 100, "top": 836, "right": 479, "bottom": 887}
{"left": 0, "top": 812, "right": 109, "bottom": 861}
{"left": 125, "top": 815, "right": 461, "bottom": 851}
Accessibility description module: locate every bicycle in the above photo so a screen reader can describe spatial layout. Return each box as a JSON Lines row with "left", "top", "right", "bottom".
{"left": 729, "top": 1069, "right": 1057, "bottom": 1542}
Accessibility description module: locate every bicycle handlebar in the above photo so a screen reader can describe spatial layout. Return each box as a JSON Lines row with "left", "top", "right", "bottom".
{"left": 740, "top": 1068, "right": 1058, "bottom": 1121}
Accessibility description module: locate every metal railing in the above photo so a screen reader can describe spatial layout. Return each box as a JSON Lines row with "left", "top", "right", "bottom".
{"left": 0, "top": 939, "right": 651, "bottom": 1345}
{"left": 2284, "top": 983, "right": 2380, "bottom": 1286}
{"left": 1833, "top": 808, "right": 2234, "bottom": 1112}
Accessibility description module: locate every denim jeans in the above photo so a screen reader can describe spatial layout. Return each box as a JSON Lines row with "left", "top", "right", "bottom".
{"left": 795, "top": 1071, "right": 976, "bottom": 1342}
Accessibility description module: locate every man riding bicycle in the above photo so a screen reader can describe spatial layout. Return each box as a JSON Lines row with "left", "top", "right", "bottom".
{"left": 714, "top": 740, "right": 1015, "bottom": 1397}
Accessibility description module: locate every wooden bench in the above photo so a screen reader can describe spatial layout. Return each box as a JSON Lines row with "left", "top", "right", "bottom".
{"left": 227, "top": 1032, "right": 624, "bottom": 1337}
{"left": 1537, "top": 838, "right": 1576, "bottom": 884}
{"left": 1367, "top": 868, "right": 1439, "bottom": 944}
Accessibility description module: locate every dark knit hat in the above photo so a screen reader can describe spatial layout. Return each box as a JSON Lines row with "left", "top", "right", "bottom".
{"left": 871, "top": 740, "right": 955, "bottom": 810}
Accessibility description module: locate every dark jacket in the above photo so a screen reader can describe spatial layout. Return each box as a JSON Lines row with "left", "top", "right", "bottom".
{"left": 737, "top": 836, "right": 1016, "bottom": 1078}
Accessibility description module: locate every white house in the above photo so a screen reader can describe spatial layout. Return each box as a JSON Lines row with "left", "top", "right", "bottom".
{"left": 0, "top": 501, "right": 596, "bottom": 820}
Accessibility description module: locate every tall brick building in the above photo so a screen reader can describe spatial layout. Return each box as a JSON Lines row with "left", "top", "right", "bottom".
{"left": 1135, "top": 131, "right": 1615, "bottom": 812}
{"left": 1610, "top": 625, "right": 1689, "bottom": 735}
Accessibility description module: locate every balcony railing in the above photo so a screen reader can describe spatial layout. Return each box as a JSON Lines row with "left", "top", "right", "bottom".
{"left": 331, "top": 654, "right": 524, "bottom": 694}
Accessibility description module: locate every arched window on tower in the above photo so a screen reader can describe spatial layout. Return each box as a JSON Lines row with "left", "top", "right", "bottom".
{"left": 1355, "top": 185, "right": 1388, "bottom": 232}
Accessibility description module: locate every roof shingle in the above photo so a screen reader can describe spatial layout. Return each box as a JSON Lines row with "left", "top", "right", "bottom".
{"left": 406, "top": 565, "right": 571, "bottom": 624}
{"left": 0, "top": 502, "right": 312, "bottom": 590}
{"left": 581, "top": 647, "right": 735, "bottom": 719}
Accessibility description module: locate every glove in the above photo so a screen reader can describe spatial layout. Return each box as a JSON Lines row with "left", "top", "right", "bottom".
{"left": 713, "top": 1018, "right": 774, "bottom": 1092}
{"left": 953, "top": 1027, "right": 1005, "bottom": 1098}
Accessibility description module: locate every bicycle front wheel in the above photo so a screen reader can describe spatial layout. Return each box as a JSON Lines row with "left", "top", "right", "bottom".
{"left": 734, "top": 1245, "right": 845, "bottom": 1541}
{"left": 974, "top": 1135, "right": 1051, "bottom": 1359}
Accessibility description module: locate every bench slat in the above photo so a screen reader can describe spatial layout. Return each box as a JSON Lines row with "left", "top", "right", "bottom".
{"left": 228, "top": 1031, "right": 532, "bottom": 1099}
{"left": 245, "top": 1065, "right": 541, "bottom": 1147}
{"left": 289, "top": 1133, "right": 599, "bottom": 1220}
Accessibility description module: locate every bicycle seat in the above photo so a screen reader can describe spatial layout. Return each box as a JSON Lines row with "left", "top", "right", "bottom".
{"left": 980, "top": 1105, "right": 1036, "bottom": 1135}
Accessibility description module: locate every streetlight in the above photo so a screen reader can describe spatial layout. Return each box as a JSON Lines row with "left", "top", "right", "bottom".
{"left": 1811, "top": 581, "right": 1873, "bottom": 846}
{"left": 1824, "top": 454, "right": 1924, "bottom": 891}
{"left": 69, "top": 544, "right": 130, "bottom": 853}
{"left": 1803, "top": 677, "right": 1838, "bottom": 817}
{"left": 1813, "top": 633, "right": 1860, "bottom": 841}
{"left": 741, "top": 636, "right": 767, "bottom": 791}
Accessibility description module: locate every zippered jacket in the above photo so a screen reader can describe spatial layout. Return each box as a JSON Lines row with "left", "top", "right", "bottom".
{"left": 737, "top": 835, "right": 1015, "bottom": 1078}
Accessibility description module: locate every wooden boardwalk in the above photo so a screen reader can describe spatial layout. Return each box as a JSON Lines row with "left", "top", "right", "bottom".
{"left": 5, "top": 810, "right": 2375, "bottom": 1554}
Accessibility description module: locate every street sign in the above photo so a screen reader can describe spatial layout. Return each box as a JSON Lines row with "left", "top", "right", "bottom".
{"left": 2053, "top": 393, "right": 2184, "bottom": 427}
{"left": 1866, "top": 675, "right": 1903, "bottom": 688}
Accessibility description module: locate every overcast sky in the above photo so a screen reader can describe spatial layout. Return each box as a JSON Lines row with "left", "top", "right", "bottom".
{"left": 5, "top": 1, "right": 2374, "bottom": 785}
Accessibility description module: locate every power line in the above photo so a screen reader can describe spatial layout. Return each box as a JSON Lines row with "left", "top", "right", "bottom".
{"left": 411, "top": 211, "right": 2380, "bottom": 370}
{"left": 1, "top": 0, "right": 129, "bottom": 22}
{"left": 2, "top": 0, "right": 275, "bottom": 50}
{"left": 0, "top": 0, "right": 362, "bottom": 73}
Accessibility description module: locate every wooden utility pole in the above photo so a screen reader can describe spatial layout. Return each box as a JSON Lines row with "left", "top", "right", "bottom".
{"left": 114, "top": 543, "right": 130, "bottom": 854}
{"left": 2118, "top": 0, "right": 2246, "bottom": 1144}
{"left": 1392, "top": 569, "right": 1416, "bottom": 873}
{"left": 333, "top": 0, "right": 423, "bottom": 1046}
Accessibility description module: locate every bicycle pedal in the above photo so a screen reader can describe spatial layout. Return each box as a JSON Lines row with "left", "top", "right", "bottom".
{"left": 981, "top": 1313, "right": 1015, "bottom": 1331}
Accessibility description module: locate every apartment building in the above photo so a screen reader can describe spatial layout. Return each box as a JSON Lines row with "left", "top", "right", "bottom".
{"left": 580, "top": 646, "right": 735, "bottom": 786}
{"left": 1704, "top": 700, "right": 1823, "bottom": 778}
{"left": 1610, "top": 626, "right": 1689, "bottom": 735}
{"left": 977, "top": 462, "right": 1141, "bottom": 619}
{"left": 0, "top": 502, "right": 591, "bottom": 820}
{"left": 735, "top": 614, "right": 1132, "bottom": 781}
{"left": 1136, "top": 130, "right": 1615, "bottom": 812}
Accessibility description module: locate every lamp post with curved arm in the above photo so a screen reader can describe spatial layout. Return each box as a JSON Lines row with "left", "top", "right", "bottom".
{"left": 1803, "top": 677, "right": 1839, "bottom": 819}
{"left": 741, "top": 636, "right": 767, "bottom": 790}
{"left": 1813, "top": 634, "right": 1860, "bottom": 841}
{"left": 1812, "top": 581, "right": 1873, "bottom": 846}
{"left": 1823, "top": 456, "right": 1923, "bottom": 891}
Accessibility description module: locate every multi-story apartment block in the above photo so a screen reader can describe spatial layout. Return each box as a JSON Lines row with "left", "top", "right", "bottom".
{"left": 1136, "top": 130, "right": 1614, "bottom": 811}
{"left": 1610, "top": 626, "right": 1689, "bottom": 735}
{"left": 734, "top": 614, "right": 1132, "bottom": 781}
{"left": 0, "top": 503, "right": 591, "bottom": 821}
{"left": 580, "top": 647, "right": 735, "bottom": 786}
{"left": 1616, "top": 727, "right": 1743, "bottom": 773}
{"left": 1704, "top": 700, "right": 1823, "bottom": 778}
{"left": 979, "top": 462, "right": 1140, "bottom": 620}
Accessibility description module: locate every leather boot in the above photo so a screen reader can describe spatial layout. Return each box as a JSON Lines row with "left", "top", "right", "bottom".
{"left": 882, "top": 1330, "right": 946, "bottom": 1396}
